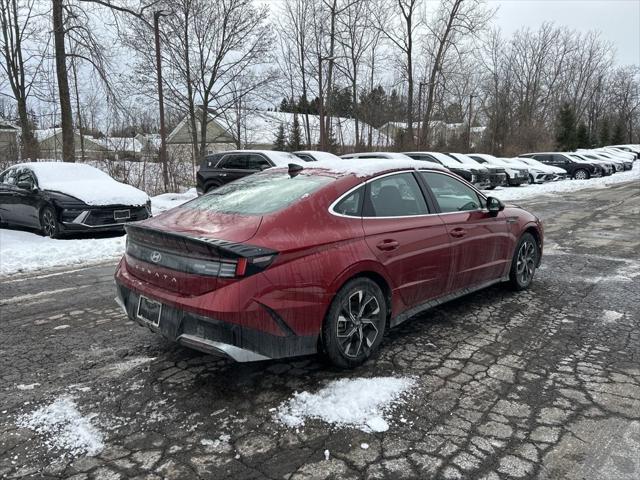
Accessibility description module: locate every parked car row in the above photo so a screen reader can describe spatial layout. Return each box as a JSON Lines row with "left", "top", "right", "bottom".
{"left": 195, "top": 145, "right": 637, "bottom": 196}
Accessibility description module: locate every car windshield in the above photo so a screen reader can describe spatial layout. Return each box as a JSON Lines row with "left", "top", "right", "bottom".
{"left": 183, "top": 172, "right": 332, "bottom": 215}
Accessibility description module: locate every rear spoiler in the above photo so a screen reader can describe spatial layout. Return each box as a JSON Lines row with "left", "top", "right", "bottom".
{"left": 125, "top": 224, "right": 277, "bottom": 260}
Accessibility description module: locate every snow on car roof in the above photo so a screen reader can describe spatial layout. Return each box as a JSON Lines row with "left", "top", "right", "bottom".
{"left": 12, "top": 161, "right": 149, "bottom": 206}
{"left": 294, "top": 150, "right": 343, "bottom": 162}
{"left": 284, "top": 157, "right": 446, "bottom": 178}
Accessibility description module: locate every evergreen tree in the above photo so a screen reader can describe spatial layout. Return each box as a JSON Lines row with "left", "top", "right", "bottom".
{"left": 576, "top": 122, "right": 589, "bottom": 148}
{"left": 599, "top": 117, "right": 611, "bottom": 146}
{"left": 555, "top": 102, "right": 577, "bottom": 150}
{"left": 273, "top": 124, "right": 287, "bottom": 150}
{"left": 286, "top": 114, "right": 303, "bottom": 151}
{"left": 611, "top": 120, "right": 625, "bottom": 145}
{"left": 279, "top": 97, "right": 291, "bottom": 113}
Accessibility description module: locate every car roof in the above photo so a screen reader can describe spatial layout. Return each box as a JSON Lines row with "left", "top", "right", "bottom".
{"left": 277, "top": 158, "right": 447, "bottom": 179}
{"left": 214, "top": 150, "right": 300, "bottom": 166}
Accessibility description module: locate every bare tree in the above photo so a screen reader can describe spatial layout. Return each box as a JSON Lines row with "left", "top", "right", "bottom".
{"left": 420, "top": 0, "right": 494, "bottom": 147}
{"left": 0, "top": 0, "right": 45, "bottom": 160}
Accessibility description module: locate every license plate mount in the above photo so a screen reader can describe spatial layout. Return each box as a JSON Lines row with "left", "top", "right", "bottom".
{"left": 137, "top": 296, "right": 162, "bottom": 327}
{"left": 114, "top": 209, "right": 131, "bottom": 221}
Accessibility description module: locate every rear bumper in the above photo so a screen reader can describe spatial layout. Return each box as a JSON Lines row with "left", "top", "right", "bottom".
{"left": 114, "top": 279, "right": 318, "bottom": 362}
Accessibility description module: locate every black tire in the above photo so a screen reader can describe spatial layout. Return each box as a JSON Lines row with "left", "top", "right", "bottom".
{"left": 322, "top": 278, "right": 387, "bottom": 368}
{"left": 508, "top": 233, "right": 538, "bottom": 290}
{"left": 40, "top": 206, "right": 60, "bottom": 238}
{"left": 528, "top": 174, "right": 534, "bottom": 184}
{"left": 573, "top": 169, "right": 589, "bottom": 180}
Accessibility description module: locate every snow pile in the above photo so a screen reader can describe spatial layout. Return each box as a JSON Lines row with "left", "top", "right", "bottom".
{"left": 493, "top": 162, "right": 639, "bottom": 202}
{"left": 0, "top": 189, "right": 195, "bottom": 276}
{"left": 17, "top": 396, "right": 104, "bottom": 457}
{"left": 151, "top": 188, "right": 197, "bottom": 214}
{"left": 0, "top": 229, "right": 126, "bottom": 275}
{"left": 276, "top": 377, "right": 416, "bottom": 433}
{"left": 13, "top": 162, "right": 149, "bottom": 206}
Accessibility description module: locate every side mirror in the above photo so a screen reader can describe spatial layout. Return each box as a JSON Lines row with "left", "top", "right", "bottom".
{"left": 17, "top": 181, "right": 35, "bottom": 191}
{"left": 486, "top": 196, "right": 504, "bottom": 217}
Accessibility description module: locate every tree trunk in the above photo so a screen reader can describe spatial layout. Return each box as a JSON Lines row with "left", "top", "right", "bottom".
{"left": 52, "top": 0, "right": 75, "bottom": 162}
{"left": 16, "top": 97, "right": 37, "bottom": 160}
{"left": 183, "top": 7, "right": 200, "bottom": 177}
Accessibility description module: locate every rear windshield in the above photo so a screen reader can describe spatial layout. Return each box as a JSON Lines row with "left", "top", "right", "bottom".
{"left": 183, "top": 172, "right": 332, "bottom": 215}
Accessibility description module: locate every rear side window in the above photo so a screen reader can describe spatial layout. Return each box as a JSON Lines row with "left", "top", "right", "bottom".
{"left": 183, "top": 172, "right": 332, "bottom": 215}
{"left": 333, "top": 186, "right": 364, "bottom": 217}
{"left": 421, "top": 172, "right": 482, "bottom": 213}
{"left": 364, "top": 172, "right": 428, "bottom": 217}
{"left": 220, "top": 154, "right": 248, "bottom": 169}
{"left": 295, "top": 153, "right": 315, "bottom": 162}
{"left": 203, "top": 154, "right": 222, "bottom": 168}
{"left": 0, "top": 168, "right": 17, "bottom": 184}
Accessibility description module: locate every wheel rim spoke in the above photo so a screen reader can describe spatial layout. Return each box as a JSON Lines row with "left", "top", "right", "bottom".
{"left": 336, "top": 289, "right": 382, "bottom": 359}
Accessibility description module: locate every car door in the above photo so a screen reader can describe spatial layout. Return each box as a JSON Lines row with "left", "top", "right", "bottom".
{"left": 0, "top": 167, "right": 20, "bottom": 224}
{"left": 217, "top": 153, "right": 251, "bottom": 184}
{"left": 361, "top": 172, "right": 451, "bottom": 310}
{"left": 419, "top": 171, "right": 511, "bottom": 293}
{"left": 9, "top": 169, "right": 41, "bottom": 228}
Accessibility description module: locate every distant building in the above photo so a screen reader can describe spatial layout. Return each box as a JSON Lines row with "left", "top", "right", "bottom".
{"left": 0, "top": 119, "right": 19, "bottom": 162}
{"left": 35, "top": 129, "right": 152, "bottom": 161}
{"left": 35, "top": 128, "right": 108, "bottom": 161}
{"left": 166, "top": 107, "right": 391, "bottom": 161}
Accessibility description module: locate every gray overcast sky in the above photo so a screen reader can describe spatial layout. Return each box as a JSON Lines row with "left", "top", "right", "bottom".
{"left": 488, "top": 0, "right": 640, "bottom": 66}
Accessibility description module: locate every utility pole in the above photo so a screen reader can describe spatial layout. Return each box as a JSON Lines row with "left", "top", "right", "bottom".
{"left": 467, "top": 94, "right": 476, "bottom": 152}
{"left": 154, "top": 10, "right": 170, "bottom": 191}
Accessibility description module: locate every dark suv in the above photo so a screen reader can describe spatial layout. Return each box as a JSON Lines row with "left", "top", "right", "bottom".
{"left": 519, "top": 153, "right": 601, "bottom": 180}
{"left": 196, "top": 150, "right": 300, "bottom": 194}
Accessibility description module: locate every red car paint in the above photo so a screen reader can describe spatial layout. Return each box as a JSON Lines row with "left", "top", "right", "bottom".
{"left": 114, "top": 165, "right": 543, "bottom": 362}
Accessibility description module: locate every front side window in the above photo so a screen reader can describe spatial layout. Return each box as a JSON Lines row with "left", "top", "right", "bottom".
{"left": 183, "top": 172, "right": 332, "bottom": 215}
{"left": 246, "top": 155, "right": 271, "bottom": 170}
{"left": 16, "top": 171, "right": 36, "bottom": 189}
{"left": 365, "top": 172, "right": 428, "bottom": 217}
{"left": 421, "top": 172, "right": 482, "bottom": 213}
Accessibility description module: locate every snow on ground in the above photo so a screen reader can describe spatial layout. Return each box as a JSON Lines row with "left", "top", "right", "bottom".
{"left": 17, "top": 396, "right": 104, "bottom": 457}
{"left": 276, "top": 377, "right": 416, "bottom": 433}
{"left": 0, "top": 190, "right": 196, "bottom": 276}
{"left": 491, "top": 161, "right": 639, "bottom": 202}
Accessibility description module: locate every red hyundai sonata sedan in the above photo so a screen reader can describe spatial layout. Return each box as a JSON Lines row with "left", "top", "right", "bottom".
{"left": 115, "top": 159, "right": 543, "bottom": 368}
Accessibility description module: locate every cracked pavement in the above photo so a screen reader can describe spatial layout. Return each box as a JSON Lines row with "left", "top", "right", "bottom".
{"left": 1, "top": 181, "right": 639, "bottom": 480}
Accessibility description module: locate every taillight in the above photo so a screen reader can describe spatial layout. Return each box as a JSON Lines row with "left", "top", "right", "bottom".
{"left": 126, "top": 236, "right": 277, "bottom": 279}
{"left": 235, "top": 258, "right": 247, "bottom": 276}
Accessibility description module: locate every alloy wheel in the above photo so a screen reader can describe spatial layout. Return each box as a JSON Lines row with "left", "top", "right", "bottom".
{"left": 574, "top": 170, "right": 588, "bottom": 180}
{"left": 336, "top": 290, "right": 382, "bottom": 358}
{"left": 516, "top": 240, "right": 536, "bottom": 286}
{"left": 42, "top": 209, "right": 56, "bottom": 237}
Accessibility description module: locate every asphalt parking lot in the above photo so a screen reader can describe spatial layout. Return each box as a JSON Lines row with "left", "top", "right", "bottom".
{"left": 1, "top": 181, "right": 639, "bottom": 480}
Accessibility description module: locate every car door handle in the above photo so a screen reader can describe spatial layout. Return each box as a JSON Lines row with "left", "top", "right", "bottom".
{"left": 376, "top": 240, "right": 399, "bottom": 251}
{"left": 450, "top": 227, "right": 466, "bottom": 238}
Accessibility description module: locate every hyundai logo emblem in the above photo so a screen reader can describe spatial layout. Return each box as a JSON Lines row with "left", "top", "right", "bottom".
{"left": 150, "top": 251, "right": 162, "bottom": 263}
